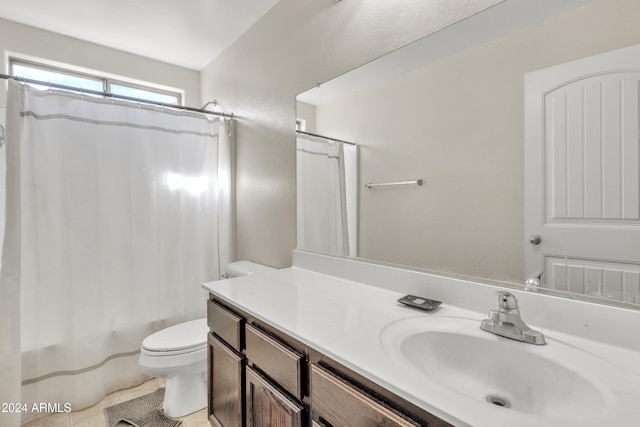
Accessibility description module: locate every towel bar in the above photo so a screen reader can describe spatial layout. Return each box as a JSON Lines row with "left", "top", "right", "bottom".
{"left": 364, "top": 179, "right": 423, "bottom": 189}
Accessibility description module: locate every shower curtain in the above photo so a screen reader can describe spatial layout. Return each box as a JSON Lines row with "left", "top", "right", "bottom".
{"left": 0, "top": 80, "right": 233, "bottom": 425}
{"left": 296, "top": 133, "right": 349, "bottom": 256}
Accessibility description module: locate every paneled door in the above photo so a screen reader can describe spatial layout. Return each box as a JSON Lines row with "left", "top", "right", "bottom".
{"left": 245, "top": 366, "right": 304, "bottom": 427}
{"left": 525, "top": 44, "right": 640, "bottom": 304}
{"left": 208, "top": 334, "right": 244, "bottom": 427}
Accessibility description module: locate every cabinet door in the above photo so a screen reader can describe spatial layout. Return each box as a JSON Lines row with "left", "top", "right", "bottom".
{"left": 311, "top": 364, "right": 420, "bottom": 427}
{"left": 208, "top": 334, "right": 245, "bottom": 427}
{"left": 246, "top": 366, "right": 304, "bottom": 427}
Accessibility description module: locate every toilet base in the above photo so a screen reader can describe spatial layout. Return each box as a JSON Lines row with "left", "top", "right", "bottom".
{"left": 163, "top": 371, "right": 207, "bottom": 418}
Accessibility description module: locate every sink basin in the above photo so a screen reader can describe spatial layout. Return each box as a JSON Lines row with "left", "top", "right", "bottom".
{"left": 380, "top": 316, "right": 631, "bottom": 423}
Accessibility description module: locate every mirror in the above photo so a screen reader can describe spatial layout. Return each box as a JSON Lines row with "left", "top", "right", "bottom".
{"left": 296, "top": 0, "right": 640, "bottom": 306}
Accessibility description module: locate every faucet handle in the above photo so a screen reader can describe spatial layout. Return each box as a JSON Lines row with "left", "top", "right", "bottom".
{"left": 496, "top": 291, "right": 519, "bottom": 310}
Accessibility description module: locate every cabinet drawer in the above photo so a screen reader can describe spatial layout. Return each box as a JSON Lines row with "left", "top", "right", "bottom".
{"left": 207, "top": 299, "right": 244, "bottom": 351}
{"left": 311, "top": 364, "right": 420, "bottom": 427}
{"left": 245, "top": 324, "right": 304, "bottom": 399}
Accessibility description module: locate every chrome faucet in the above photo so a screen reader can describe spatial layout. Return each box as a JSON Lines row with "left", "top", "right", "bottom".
{"left": 480, "top": 291, "right": 546, "bottom": 345}
{"left": 524, "top": 271, "right": 543, "bottom": 291}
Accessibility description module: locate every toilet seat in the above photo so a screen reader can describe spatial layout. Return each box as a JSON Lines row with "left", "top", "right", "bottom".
{"left": 142, "top": 318, "right": 208, "bottom": 356}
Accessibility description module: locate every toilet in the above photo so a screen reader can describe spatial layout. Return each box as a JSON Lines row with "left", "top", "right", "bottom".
{"left": 138, "top": 260, "right": 275, "bottom": 418}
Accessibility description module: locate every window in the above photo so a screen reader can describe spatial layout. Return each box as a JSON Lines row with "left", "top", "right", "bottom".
{"left": 110, "top": 83, "right": 179, "bottom": 105}
{"left": 10, "top": 59, "right": 181, "bottom": 105}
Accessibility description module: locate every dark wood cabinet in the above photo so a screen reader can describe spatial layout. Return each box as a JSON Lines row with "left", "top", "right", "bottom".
{"left": 207, "top": 299, "right": 244, "bottom": 352}
{"left": 310, "top": 364, "right": 420, "bottom": 427}
{"left": 207, "top": 296, "right": 451, "bottom": 427}
{"left": 245, "top": 324, "right": 304, "bottom": 399}
{"left": 246, "top": 366, "right": 304, "bottom": 427}
{"left": 208, "top": 333, "right": 244, "bottom": 427}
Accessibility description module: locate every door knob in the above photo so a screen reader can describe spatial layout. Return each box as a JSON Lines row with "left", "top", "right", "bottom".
{"left": 529, "top": 234, "right": 542, "bottom": 245}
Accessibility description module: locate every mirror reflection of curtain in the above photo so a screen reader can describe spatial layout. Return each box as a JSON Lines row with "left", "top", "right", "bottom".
{"left": 0, "top": 80, "right": 232, "bottom": 426}
{"left": 296, "top": 134, "right": 351, "bottom": 256}
{"left": 342, "top": 143, "right": 358, "bottom": 257}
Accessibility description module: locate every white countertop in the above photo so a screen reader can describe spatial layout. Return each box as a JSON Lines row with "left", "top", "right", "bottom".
{"left": 202, "top": 262, "right": 640, "bottom": 427}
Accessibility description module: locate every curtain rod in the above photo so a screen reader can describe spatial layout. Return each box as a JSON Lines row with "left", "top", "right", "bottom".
{"left": 296, "top": 130, "right": 356, "bottom": 146}
{"left": 0, "top": 73, "right": 234, "bottom": 118}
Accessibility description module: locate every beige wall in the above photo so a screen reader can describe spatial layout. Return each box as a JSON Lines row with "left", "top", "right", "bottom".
{"left": 310, "top": 0, "right": 640, "bottom": 282}
{"left": 0, "top": 18, "right": 200, "bottom": 109}
{"left": 200, "top": 0, "right": 504, "bottom": 268}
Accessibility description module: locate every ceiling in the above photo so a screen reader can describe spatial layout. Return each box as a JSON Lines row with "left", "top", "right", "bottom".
{"left": 0, "top": 0, "right": 280, "bottom": 70}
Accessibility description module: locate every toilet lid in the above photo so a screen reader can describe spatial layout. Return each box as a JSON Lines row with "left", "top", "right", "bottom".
{"left": 142, "top": 318, "right": 208, "bottom": 353}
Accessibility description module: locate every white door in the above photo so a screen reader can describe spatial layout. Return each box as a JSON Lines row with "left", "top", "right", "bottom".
{"left": 525, "top": 44, "right": 640, "bottom": 304}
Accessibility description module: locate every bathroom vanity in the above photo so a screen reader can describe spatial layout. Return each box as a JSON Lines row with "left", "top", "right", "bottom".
{"left": 205, "top": 297, "right": 447, "bottom": 427}
{"left": 202, "top": 250, "right": 640, "bottom": 427}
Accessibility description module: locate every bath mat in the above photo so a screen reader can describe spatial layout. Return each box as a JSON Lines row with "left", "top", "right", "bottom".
{"left": 103, "top": 388, "right": 181, "bottom": 427}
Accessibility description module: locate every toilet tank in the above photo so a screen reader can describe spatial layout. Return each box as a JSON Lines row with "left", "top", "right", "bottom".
{"left": 224, "top": 260, "right": 275, "bottom": 278}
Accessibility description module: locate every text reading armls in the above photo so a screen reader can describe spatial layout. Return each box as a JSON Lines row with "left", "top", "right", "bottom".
{"left": 1, "top": 402, "right": 72, "bottom": 413}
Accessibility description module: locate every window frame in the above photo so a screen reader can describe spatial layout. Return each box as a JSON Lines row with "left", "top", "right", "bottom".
{"left": 9, "top": 58, "right": 182, "bottom": 106}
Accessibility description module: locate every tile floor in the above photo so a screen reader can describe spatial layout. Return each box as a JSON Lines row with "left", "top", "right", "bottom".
{"left": 23, "top": 378, "right": 209, "bottom": 427}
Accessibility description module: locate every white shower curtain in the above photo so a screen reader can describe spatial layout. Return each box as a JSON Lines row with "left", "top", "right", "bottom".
{"left": 296, "top": 134, "right": 349, "bottom": 256}
{"left": 0, "top": 80, "right": 233, "bottom": 425}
